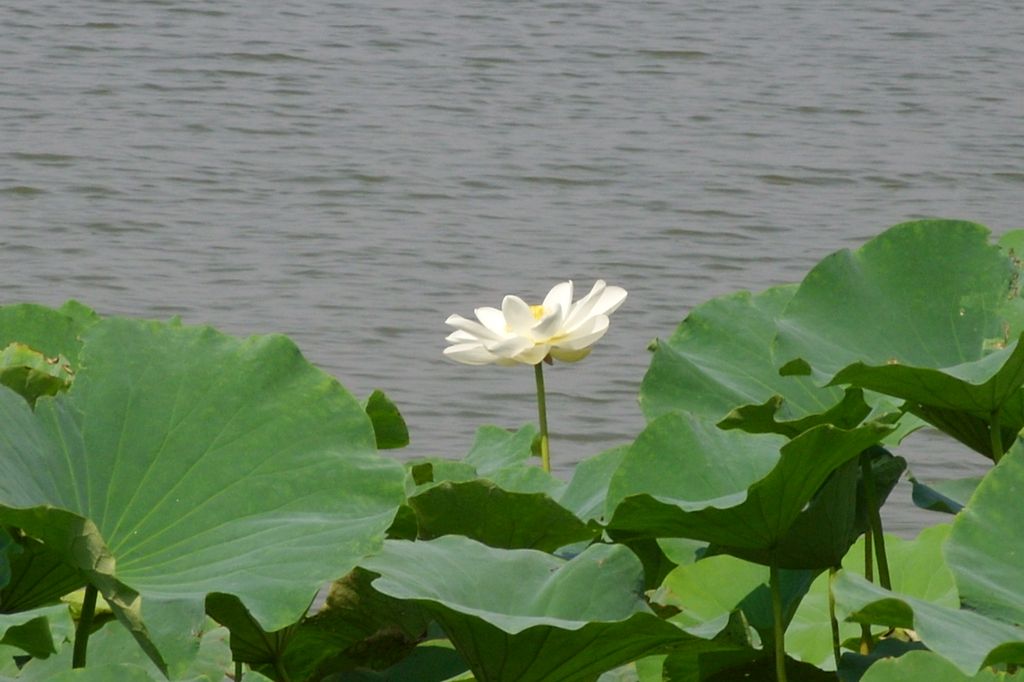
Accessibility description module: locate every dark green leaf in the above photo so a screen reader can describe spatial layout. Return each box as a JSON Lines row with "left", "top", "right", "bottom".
{"left": 857, "top": 649, "right": 1023, "bottom": 682}
{"left": 946, "top": 443, "right": 1024, "bottom": 625}
{"left": 1, "top": 534, "right": 86, "bottom": 613}
{"left": 8, "top": 611, "right": 232, "bottom": 682}
{"left": 408, "top": 480, "right": 596, "bottom": 551}
{"left": 787, "top": 524, "right": 957, "bottom": 671}
{"left": 0, "top": 615, "right": 57, "bottom": 659}
{"left": 773, "top": 219, "right": 1024, "bottom": 459}
{"left": 0, "top": 604, "right": 74, "bottom": 662}
{"left": 295, "top": 567, "right": 431, "bottom": 677}
{"left": 829, "top": 339, "right": 1024, "bottom": 458}
{"left": 0, "top": 314, "right": 407, "bottom": 673}
{"left": 718, "top": 387, "right": 872, "bottom": 438}
{"left": 639, "top": 286, "right": 853, "bottom": 431}
{"left": 834, "top": 571, "right": 1024, "bottom": 675}
{"left": 363, "top": 536, "right": 708, "bottom": 682}
{"left": 321, "top": 641, "right": 468, "bottom": 681}
{"left": 362, "top": 389, "right": 410, "bottom": 450}
{"left": 606, "top": 415, "right": 888, "bottom": 566}
{"left": 205, "top": 593, "right": 297, "bottom": 669}
{"left": 747, "top": 447, "right": 905, "bottom": 570}
{"left": 776, "top": 220, "right": 1013, "bottom": 374}
{"left": 909, "top": 474, "right": 982, "bottom": 514}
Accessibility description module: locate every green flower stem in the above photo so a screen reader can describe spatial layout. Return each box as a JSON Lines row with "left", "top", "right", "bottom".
{"left": 863, "top": 529, "right": 873, "bottom": 582}
{"left": 860, "top": 452, "right": 891, "bottom": 590}
{"left": 860, "top": 531, "right": 874, "bottom": 653}
{"left": 534, "top": 362, "right": 551, "bottom": 473}
{"left": 770, "top": 562, "right": 788, "bottom": 682}
{"left": 990, "top": 409, "right": 1005, "bottom": 463}
{"left": 235, "top": 661, "right": 243, "bottom": 681}
{"left": 828, "top": 566, "right": 841, "bottom": 669}
{"left": 72, "top": 583, "right": 98, "bottom": 669}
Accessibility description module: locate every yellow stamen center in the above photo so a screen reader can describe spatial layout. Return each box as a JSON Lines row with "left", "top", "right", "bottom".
{"left": 530, "top": 304, "right": 546, "bottom": 320}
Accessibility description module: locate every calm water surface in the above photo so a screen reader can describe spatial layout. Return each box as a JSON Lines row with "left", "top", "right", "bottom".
{"left": 3, "top": 1, "right": 1023, "bottom": 534}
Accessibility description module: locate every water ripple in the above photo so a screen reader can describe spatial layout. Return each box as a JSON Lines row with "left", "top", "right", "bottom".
{"left": 1, "top": 0, "right": 1017, "bottom": 535}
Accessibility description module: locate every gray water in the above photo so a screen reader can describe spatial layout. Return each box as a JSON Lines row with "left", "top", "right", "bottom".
{"left": 3, "top": 1, "right": 1022, "bottom": 535}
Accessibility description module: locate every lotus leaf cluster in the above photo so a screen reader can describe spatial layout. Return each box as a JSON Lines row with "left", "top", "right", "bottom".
{"left": 1, "top": 219, "right": 1023, "bottom": 681}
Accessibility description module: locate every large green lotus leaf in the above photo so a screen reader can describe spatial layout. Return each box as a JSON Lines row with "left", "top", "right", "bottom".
{"left": 638, "top": 277, "right": 918, "bottom": 445}
{"left": 833, "top": 571, "right": 1024, "bottom": 675}
{"left": 836, "top": 638, "right": 930, "bottom": 681}
{"left": 717, "top": 387, "right": 876, "bottom": 439}
{"left": 946, "top": 442, "right": 1024, "bottom": 625}
{"left": 658, "top": 539, "right": 708, "bottom": 567}
{"left": 8, "top": 614, "right": 232, "bottom": 681}
{"left": 294, "top": 567, "right": 430, "bottom": 677}
{"left": 653, "top": 552, "right": 817, "bottom": 645}
{"left": 555, "top": 445, "right": 629, "bottom": 523}
{"left": 774, "top": 219, "right": 1024, "bottom": 458}
{"left": 639, "top": 286, "right": 848, "bottom": 425}
{"left": 605, "top": 413, "right": 888, "bottom": 562}
{"left": 786, "top": 524, "right": 956, "bottom": 670}
{"left": 408, "top": 480, "right": 596, "bottom": 551}
{"left": 722, "top": 447, "right": 904, "bottom": 569}
{"left": 636, "top": 287, "right": 903, "bottom": 444}
{"left": 407, "top": 429, "right": 565, "bottom": 507}
{"left": 204, "top": 593, "right": 297, "bottom": 677}
{"left": 362, "top": 536, "right": 711, "bottom": 682}
{"left": 2, "top": 534, "right": 86, "bottom": 614}
{"left": 406, "top": 424, "right": 563, "bottom": 497}
{"left": 997, "top": 229, "right": 1024, "bottom": 334}
{"left": 0, "top": 534, "right": 82, "bottom": 659}
{"left": 0, "top": 316, "right": 407, "bottom": 672}
{"left": 486, "top": 464, "right": 564, "bottom": 496}
{"left": 606, "top": 413, "right": 786, "bottom": 521}
{"left": 366, "top": 537, "right": 650, "bottom": 633}
{"left": 654, "top": 555, "right": 769, "bottom": 639}
{"left": 859, "top": 649, "right": 1024, "bottom": 681}
{"left": 0, "top": 508, "right": 139, "bottom": 662}
{"left": 0, "top": 302, "right": 98, "bottom": 365}
{"left": 462, "top": 423, "right": 538, "bottom": 475}
{"left": 910, "top": 472, "right": 983, "bottom": 514}
{"left": 209, "top": 565, "right": 433, "bottom": 681}
{"left": 776, "top": 220, "right": 1013, "bottom": 373}
{"left": 828, "top": 338, "right": 1024, "bottom": 457}
{"left": 404, "top": 427, "right": 507, "bottom": 490}
{"left": 428, "top": 594, "right": 710, "bottom": 682}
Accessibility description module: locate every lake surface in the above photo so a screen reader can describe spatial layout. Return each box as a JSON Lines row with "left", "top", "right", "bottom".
{"left": 3, "top": 1, "right": 1022, "bottom": 534}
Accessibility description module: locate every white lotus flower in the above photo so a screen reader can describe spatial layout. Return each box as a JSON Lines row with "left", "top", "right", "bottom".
{"left": 444, "top": 280, "right": 627, "bottom": 366}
